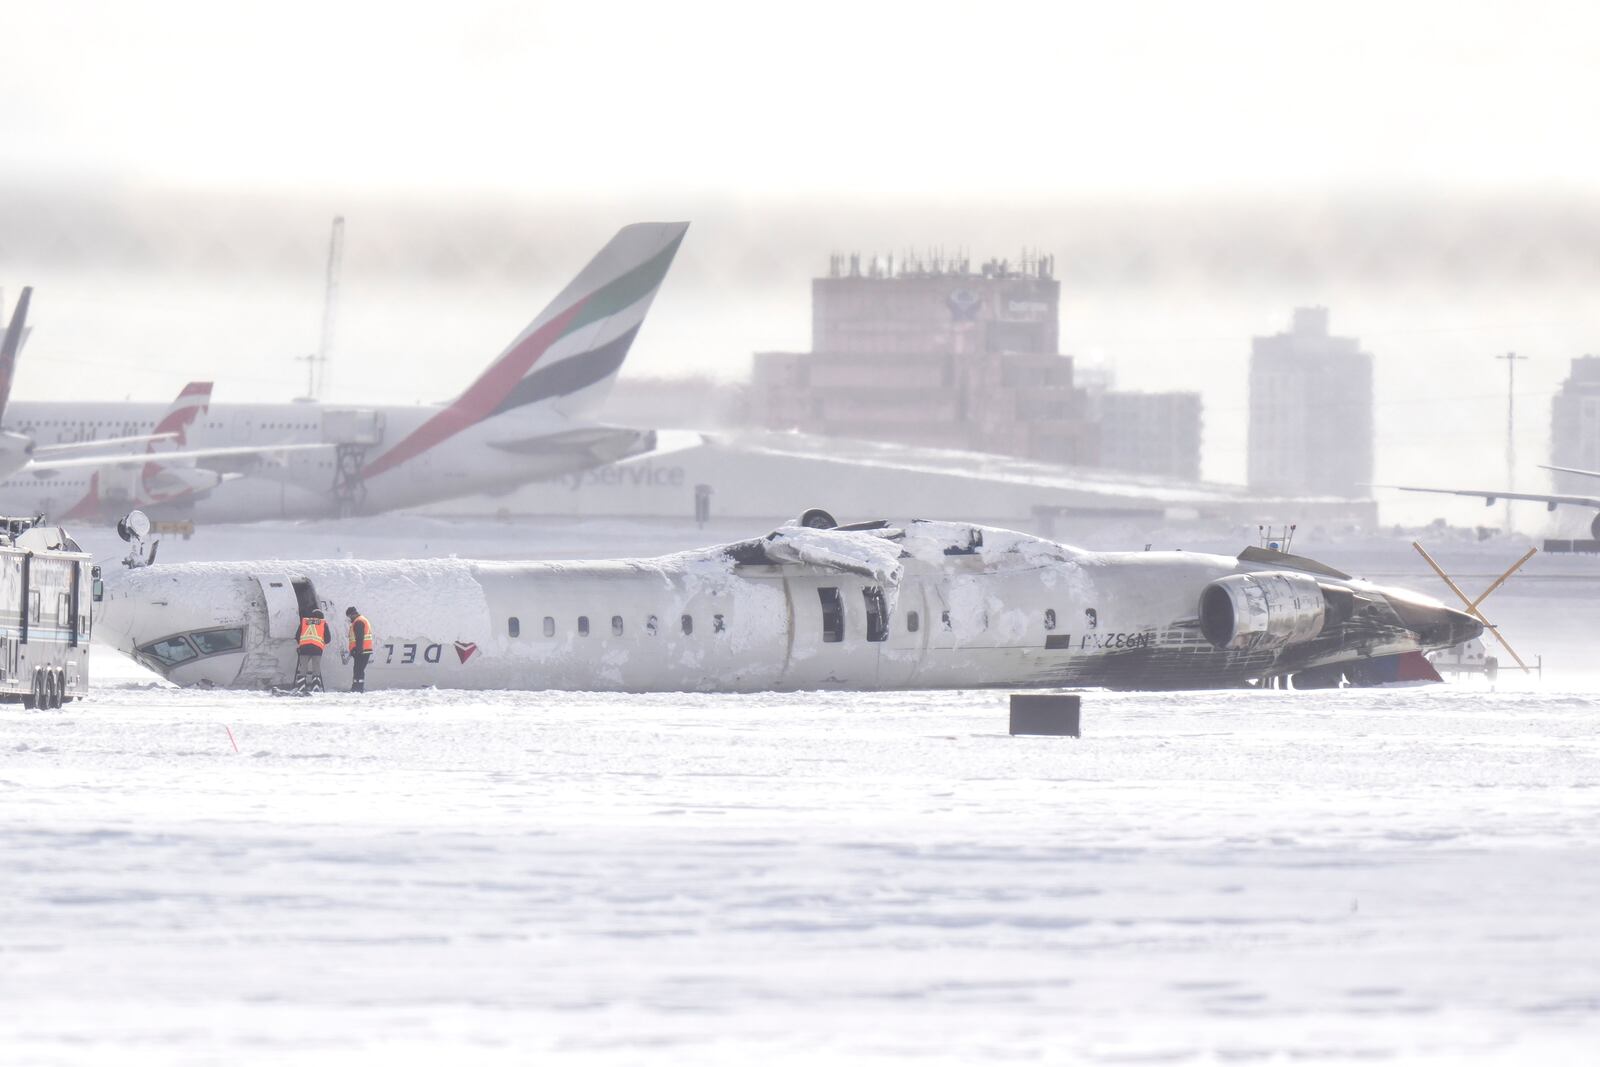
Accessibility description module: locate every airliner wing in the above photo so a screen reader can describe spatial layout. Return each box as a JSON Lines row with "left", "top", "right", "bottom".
{"left": 23, "top": 441, "right": 326, "bottom": 473}
{"left": 487, "top": 424, "right": 655, "bottom": 463}
{"left": 1389, "top": 484, "right": 1600, "bottom": 510}
{"left": 32, "top": 432, "right": 180, "bottom": 458}
{"left": 616, "top": 429, "right": 707, "bottom": 459}
{"left": 1539, "top": 464, "right": 1600, "bottom": 481}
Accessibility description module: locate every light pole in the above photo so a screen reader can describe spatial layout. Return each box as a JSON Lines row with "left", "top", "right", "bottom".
{"left": 1495, "top": 352, "right": 1528, "bottom": 532}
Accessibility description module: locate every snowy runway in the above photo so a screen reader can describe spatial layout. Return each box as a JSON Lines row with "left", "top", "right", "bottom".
{"left": 4, "top": 681, "right": 1598, "bottom": 1064}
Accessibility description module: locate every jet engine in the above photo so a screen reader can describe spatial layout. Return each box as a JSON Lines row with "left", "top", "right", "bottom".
{"left": 1199, "top": 571, "right": 1327, "bottom": 651}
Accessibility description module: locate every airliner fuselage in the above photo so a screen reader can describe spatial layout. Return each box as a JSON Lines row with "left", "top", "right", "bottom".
{"left": 2, "top": 398, "right": 651, "bottom": 522}
{"left": 96, "top": 520, "right": 1482, "bottom": 693}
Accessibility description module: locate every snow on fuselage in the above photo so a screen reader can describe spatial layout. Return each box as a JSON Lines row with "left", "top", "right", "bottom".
{"left": 95, "top": 521, "right": 1481, "bottom": 693}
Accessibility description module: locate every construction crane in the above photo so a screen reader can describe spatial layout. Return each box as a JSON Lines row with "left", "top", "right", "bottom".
{"left": 297, "top": 216, "right": 345, "bottom": 401}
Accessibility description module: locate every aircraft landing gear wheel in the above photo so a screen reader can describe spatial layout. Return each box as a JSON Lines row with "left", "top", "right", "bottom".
{"left": 23, "top": 668, "right": 40, "bottom": 710}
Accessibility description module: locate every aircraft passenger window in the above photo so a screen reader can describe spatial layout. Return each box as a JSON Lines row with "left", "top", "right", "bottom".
{"left": 863, "top": 587, "right": 888, "bottom": 642}
{"left": 612, "top": 615, "right": 623, "bottom": 636}
{"left": 1044, "top": 609, "right": 1056, "bottom": 631}
{"left": 1085, "top": 608, "right": 1098, "bottom": 630}
{"left": 647, "top": 615, "right": 658, "bottom": 635}
{"left": 189, "top": 629, "right": 244, "bottom": 656}
{"left": 681, "top": 614, "right": 693, "bottom": 635}
{"left": 140, "top": 634, "right": 198, "bottom": 666}
{"left": 906, "top": 611, "right": 919, "bottom": 633}
{"left": 714, "top": 614, "right": 725, "bottom": 633}
{"left": 543, "top": 616, "right": 555, "bottom": 637}
{"left": 508, "top": 616, "right": 520, "bottom": 638}
{"left": 577, "top": 616, "right": 590, "bottom": 636}
{"left": 941, "top": 610, "right": 952, "bottom": 631}
{"left": 818, "top": 588, "right": 844, "bottom": 643}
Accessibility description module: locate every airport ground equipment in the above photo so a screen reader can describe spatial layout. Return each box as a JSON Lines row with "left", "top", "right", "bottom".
{"left": 0, "top": 515, "right": 95, "bottom": 708}
{"left": 1009, "top": 693, "right": 1081, "bottom": 736}
{"left": 1411, "top": 542, "right": 1536, "bottom": 674}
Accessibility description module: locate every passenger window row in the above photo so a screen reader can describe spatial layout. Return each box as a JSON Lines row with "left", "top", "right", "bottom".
{"left": 505, "top": 601, "right": 1084, "bottom": 646}
{"left": 506, "top": 613, "right": 725, "bottom": 639}
{"left": 813, "top": 591, "right": 1077, "bottom": 643}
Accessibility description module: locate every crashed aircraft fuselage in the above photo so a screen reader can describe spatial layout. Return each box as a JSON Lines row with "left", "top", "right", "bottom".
{"left": 96, "top": 520, "right": 1482, "bottom": 692}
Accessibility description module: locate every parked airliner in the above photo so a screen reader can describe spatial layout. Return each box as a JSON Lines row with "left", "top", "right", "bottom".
{"left": 0, "top": 222, "right": 688, "bottom": 522}
{"left": 97, "top": 511, "right": 1481, "bottom": 693}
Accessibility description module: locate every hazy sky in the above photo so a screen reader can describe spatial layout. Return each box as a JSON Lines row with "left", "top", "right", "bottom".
{"left": 3, "top": 1, "right": 1599, "bottom": 528}
{"left": 7, "top": 1, "right": 1599, "bottom": 195}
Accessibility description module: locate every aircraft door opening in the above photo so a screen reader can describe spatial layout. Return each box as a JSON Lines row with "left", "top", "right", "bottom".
{"left": 291, "top": 578, "right": 320, "bottom": 619}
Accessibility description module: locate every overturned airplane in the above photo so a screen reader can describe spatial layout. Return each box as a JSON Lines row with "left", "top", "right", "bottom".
{"left": 96, "top": 513, "right": 1482, "bottom": 693}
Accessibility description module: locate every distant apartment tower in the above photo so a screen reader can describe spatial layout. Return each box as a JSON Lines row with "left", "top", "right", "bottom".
{"left": 1551, "top": 355, "right": 1600, "bottom": 494}
{"left": 750, "top": 251, "right": 1097, "bottom": 465}
{"left": 1098, "top": 391, "right": 1203, "bottom": 480}
{"left": 1247, "top": 307, "right": 1373, "bottom": 497}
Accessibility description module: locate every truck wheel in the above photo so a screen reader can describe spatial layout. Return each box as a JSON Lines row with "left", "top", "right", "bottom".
{"left": 43, "top": 670, "right": 59, "bottom": 710}
{"left": 54, "top": 670, "right": 69, "bottom": 708}
{"left": 23, "top": 669, "right": 40, "bottom": 710}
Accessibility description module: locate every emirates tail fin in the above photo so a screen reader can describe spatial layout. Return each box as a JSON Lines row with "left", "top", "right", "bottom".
{"left": 364, "top": 222, "right": 688, "bottom": 479}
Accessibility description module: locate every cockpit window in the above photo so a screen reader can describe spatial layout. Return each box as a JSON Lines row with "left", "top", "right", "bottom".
{"left": 189, "top": 628, "right": 245, "bottom": 656}
{"left": 139, "top": 628, "right": 243, "bottom": 667}
{"left": 140, "top": 634, "right": 198, "bottom": 666}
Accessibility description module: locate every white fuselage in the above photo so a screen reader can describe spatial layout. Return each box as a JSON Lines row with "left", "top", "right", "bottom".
{"left": 1, "top": 400, "right": 648, "bottom": 522}
{"left": 95, "top": 521, "right": 1479, "bottom": 693}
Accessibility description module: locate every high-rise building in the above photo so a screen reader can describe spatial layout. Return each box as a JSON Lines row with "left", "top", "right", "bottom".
{"left": 750, "top": 251, "right": 1098, "bottom": 465}
{"left": 1551, "top": 355, "right": 1600, "bottom": 494}
{"left": 1247, "top": 307, "right": 1373, "bottom": 497}
{"left": 1098, "top": 391, "right": 1203, "bottom": 481}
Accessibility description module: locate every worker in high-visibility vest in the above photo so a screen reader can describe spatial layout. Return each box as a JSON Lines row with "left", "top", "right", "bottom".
{"left": 294, "top": 609, "right": 330, "bottom": 692}
{"left": 345, "top": 606, "right": 375, "bottom": 693}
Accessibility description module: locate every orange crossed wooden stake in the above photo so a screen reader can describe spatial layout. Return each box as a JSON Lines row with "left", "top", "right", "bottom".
{"left": 1411, "top": 542, "right": 1536, "bottom": 672}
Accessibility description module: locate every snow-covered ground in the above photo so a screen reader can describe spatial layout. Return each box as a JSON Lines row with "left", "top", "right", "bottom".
{"left": 4, "top": 674, "right": 1598, "bottom": 1064}
{"left": 4, "top": 516, "right": 1595, "bottom": 1063}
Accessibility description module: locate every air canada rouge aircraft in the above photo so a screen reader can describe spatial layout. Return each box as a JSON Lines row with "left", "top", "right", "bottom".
{"left": 98, "top": 511, "right": 1482, "bottom": 693}
{"left": 0, "top": 222, "right": 689, "bottom": 522}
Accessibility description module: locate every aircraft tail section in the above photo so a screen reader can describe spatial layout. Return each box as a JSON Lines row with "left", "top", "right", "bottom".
{"left": 149, "top": 381, "right": 213, "bottom": 450}
{"left": 0, "top": 287, "right": 32, "bottom": 419}
{"left": 363, "top": 222, "right": 688, "bottom": 479}
{"left": 142, "top": 381, "right": 217, "bottom": 501}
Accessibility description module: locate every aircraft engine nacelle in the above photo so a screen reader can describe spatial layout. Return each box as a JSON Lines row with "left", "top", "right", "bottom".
{"left": 1199, "top": 571, "right": 1327, "bottom": 652}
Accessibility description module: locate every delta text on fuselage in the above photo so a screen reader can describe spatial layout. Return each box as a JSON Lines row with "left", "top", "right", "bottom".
{"left": 97, "top": 518, "right": 1482, "bottom": 693}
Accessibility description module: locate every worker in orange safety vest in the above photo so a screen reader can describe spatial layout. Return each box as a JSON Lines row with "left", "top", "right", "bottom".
{"left": 294, "top": 609, "right": 330, "bottom": 692}
{"left": 345, "top": 606, "right": 375, "bottom": 693}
